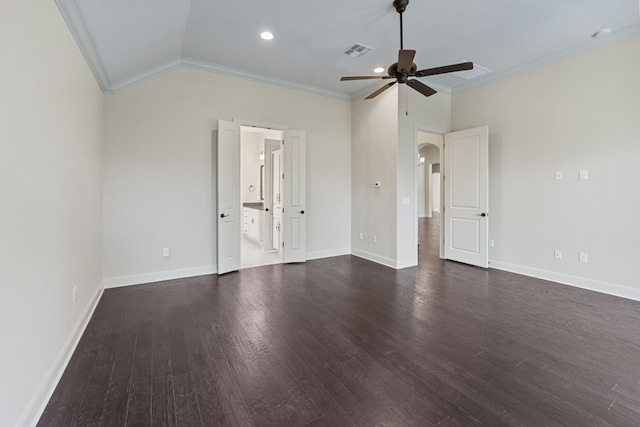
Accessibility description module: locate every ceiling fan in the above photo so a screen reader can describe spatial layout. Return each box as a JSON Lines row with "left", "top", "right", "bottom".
{"left": 341, "top": 0, "right": 473, "bottom": 99}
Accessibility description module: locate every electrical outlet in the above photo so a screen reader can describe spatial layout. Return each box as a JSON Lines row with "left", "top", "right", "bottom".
{"left": 372, "top": 235, "right": 377, "bottom": 243}
{"left": 579, "top": 170, "right": 589, "bottom": 181}
{"left": 163, "top": 248, "right": 170, "bottom": 257}
{"left": 554, "top": 249, "right": 562, "bottom": 260}
{"left": 72, "top": 286, "right": 77, "bottom": 303}
{"left": 488, "top": 239, "right": 495, "bottom": 248}
{"left": 359, "top": 232, "right": 363, "bottom": 240}
{"left": 579, "top": 252, "right": 588, "bottom": 263}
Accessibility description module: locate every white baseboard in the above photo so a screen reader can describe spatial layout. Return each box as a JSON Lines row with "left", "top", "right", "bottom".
{"left": 490, "top": 260, "right": 640, "bottom": 302}
{"left": 351, "top": 248, "right": 404, "bottom": 269}
{"left": 306, "top": 247, "right": 351, "bottom": 261}
{"left": 19, "top": 283, "right": 104, "bottom": 427}
{"left": 104, "top": 265, "right": 217, "bottom": 288}
{"left": 396, "top": 257, "right": 418, "bottom": 269}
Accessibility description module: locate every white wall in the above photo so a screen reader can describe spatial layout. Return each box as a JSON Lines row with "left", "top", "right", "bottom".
{"left": 452, "top": 34, "right": 640, "bottom": 299}
{"left": 0, "top": 1, "right": 104, "bottom": 425}
{"left": 351, "top": 86, "right": 399, "bottom": 266}
{"left": 103, "top": 68, "right": 351, "bottom": 284}
{"left": 351, "top": 84, "right": 451, "bottom": 268}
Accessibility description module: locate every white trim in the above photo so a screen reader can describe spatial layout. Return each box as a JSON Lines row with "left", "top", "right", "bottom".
{"left": 351, "top": 248, "right": 416, "bottom": 270}
{"left": 104, "top": 265, "right": 216, "bottom": 288}
{"left": 234, "top": 118, "right": 288, "bottom": 131}
{"left": 453, "top": 25, "right": 640, "bottom": 94}
{"left": 54, "top": 0, "right": 111, "bottom": 92}
{"left": 490, "top": 260, "right": 640, "bottom": 302}
{"left": 109, "top": 59, "right": 182, "bottom": 93}
{"left": 306, "top": 247, "right": 351, "bottom": 261}
{"left": 396, "top": 257, "right": 418, "bottom": 269}
{"left": 182, "top": 58, "right": 351, "bottom": 101}
{"left": 18, "top": 283, "right": 104, "bottom": 427}
{"left": 352, "top": 248, "right": 398, "bottom": 269}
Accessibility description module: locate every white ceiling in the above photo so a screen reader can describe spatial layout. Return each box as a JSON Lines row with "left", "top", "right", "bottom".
{"left": 57, "top": 0, "right": 640, "bottom": 99}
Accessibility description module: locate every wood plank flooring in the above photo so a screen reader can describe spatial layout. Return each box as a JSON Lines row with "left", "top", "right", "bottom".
{"left": 39, "top": 216, "right": 640, "bottom": 426}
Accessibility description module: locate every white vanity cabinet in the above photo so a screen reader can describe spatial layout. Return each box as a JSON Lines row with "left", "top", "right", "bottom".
{"left": 243, "top": 207, "right": 263, "bottom": 242}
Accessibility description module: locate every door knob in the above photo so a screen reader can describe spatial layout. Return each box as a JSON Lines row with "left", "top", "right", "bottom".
{"left": 298, "top": 210, "right": 305, "bottom": 214}
{"left": 477, "top": 212, "right": 487, "bottom": 217}
{"left": 220, "top": 213, "right": 228, "bottom": 218}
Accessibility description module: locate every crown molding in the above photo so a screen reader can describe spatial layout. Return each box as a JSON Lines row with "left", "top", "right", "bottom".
{"left": 181, "top": 58, "right": 352, "bottom": 101}
{"left": 109, "top": 60, "right": 182, "bottom": 93}
{"left": 54, "top": 0, "right": 111, "bottom": 92}
{"left": 452, "top": 24, "right": 640, "bottom": 95}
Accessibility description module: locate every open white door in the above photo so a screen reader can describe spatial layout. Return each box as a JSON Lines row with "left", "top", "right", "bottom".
{"left": 263, "top": 139, "right": 281, "bottom": 251}
{"left": 216, "top": 120, "right": 241, "bottom": 274}
{"left": 443, "top": 126, "right": 489, "bottom": 268}
{"left": 282, "top": 130, "right": 306, "bottom": 263}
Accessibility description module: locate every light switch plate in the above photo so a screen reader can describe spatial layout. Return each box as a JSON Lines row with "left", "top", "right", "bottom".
{"left": 555, "top": 171, "right": 563, "bottom": 180}
{"left": 579, "top": 170, "right": 589, "bottom": 180}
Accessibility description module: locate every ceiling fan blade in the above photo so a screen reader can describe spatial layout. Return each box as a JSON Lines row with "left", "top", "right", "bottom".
{"left": 365, "top": 81, "right": 397, "bottom": 100}
{"left": 397, "top": 49, "right": 416, "bottom": 73}
{"left": 414, "top": 62, "right": 473, "bottom": 77}
{"left": 407, "top": 79, "right": 437, "bottom": 97}
{"left": 340, "top": 76, "right": 393, "bottom": 81}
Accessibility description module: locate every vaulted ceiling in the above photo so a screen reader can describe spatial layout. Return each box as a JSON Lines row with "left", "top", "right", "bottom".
{"left": 57, "top": 0, "right": 640, "bottom": 99}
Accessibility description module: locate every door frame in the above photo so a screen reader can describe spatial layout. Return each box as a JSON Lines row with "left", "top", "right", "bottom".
{"left": 221, "top": 118, "right": 306, "bottom": 271}
{"left": 415, "top": 124, "right": 447, "bottom": 259}
{"left": 262, "top": 139, "right": 281, "bottom": 252}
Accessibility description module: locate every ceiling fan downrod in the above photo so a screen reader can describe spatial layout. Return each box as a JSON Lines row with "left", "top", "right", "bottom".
{"left": 393, "top": 0, "right": 409, "bottom": 49}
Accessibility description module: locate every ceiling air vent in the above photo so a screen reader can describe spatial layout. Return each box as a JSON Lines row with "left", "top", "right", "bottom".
{"left": 452, "top": 61, "right": 491, "bottom": 79}
{"left": 344, "top": 43, "right": 374, "bottom": 58}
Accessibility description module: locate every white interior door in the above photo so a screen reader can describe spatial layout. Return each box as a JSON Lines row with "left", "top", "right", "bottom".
{"left": 282, "top": 130, "right": 306, "bottom": 263}
{"left": 263, "top": 139, "right": 281, "bottom": 251}
{"left": 216, "top": 120, "right": 241, "bottom": 274}
{"left": 443, "top": 126, "right": 489, "bottom": 268}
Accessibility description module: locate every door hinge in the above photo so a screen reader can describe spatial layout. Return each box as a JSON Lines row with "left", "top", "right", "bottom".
{"left": 282, "top": 242, "right": 285, "bottom": 248}
{"left": 282, "top": 173, "right": 284, "bottom": 179}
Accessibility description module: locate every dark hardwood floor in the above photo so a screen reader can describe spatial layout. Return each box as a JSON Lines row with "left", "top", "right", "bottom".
{"left": 39, "top": 215, "right": 640, "bottom": 426}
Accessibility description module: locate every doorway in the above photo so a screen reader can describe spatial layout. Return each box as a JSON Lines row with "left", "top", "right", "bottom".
{"left": 417, "top": 130, "right": 444, "bottom": 261}
{"left": 217, "top": 120, "right": 307, "bottom": 274}
{"left": 240, "top": 126, "right": 283, "bottom": 269}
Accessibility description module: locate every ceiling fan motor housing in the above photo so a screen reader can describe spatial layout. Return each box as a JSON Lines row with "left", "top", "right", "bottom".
{"left": 388, "top": 62, "right": 417, "bottom": 83}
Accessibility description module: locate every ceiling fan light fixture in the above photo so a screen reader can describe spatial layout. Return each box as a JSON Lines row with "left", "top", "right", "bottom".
{"left": 374, "top": 67, "right": 385, "bottom": 73}
{"left": 260, "top": 31, "right": 274, "bottom": 40}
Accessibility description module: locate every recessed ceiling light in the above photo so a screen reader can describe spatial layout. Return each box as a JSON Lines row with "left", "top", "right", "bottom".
{"left": 260, "top": 31, "right": 274, "bottom": 40}
{"left": 591, "top": 28, "right": 611, "bottom": 38}
{"left": 374, "top": 67, "right": 385, "bottom": 73}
